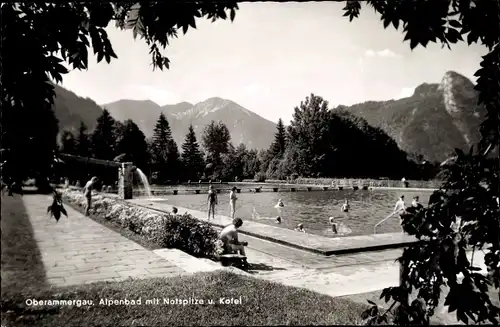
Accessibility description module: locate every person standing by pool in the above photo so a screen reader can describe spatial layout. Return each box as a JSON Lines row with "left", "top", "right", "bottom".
{"left": 393, "top": 195, "right": 406, "bottom": 214}
{"left": 393, "top": 195, "right": 407, "bottom": 232}
{"left": 229, "top": 187, "right": 238, "bottom": 219}
{"left": 207, "top": 185, "right": 218, "bottom": 220}
{"left": 83, "top": 176, "right": 98, "bottom": 216}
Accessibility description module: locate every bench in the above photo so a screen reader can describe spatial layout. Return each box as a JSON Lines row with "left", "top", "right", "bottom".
{"left": 218, "top": 254, "right": 248, "bottom": 269}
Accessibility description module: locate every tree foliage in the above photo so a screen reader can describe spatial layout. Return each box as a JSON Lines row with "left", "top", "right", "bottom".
{"left": 269, "top": 118, "right": 287, "bottom": 159}
{"left": 91, "top": 109, "right": 117, "bottom": 161}
{"left": 202, "top": 120, "right": 232, "bottom": 179}
{"left": 181, "top": 125, "right": 205, "bottom": 181}
{"left": 60, "top": 130, "right": 77, "bottom": 155}
{"left": 1, "top": 1, "right": 238, "bottom": 189}
{"left": 115, "top": 119, "right": 150, "bottom": 171}
{"left": 75, "top": 121, "right": 91, "bottom": 158}
{"left": 340, "top": 1, "right": 500, "bottom": 324}
{"left": 150, "top": 113, "right": 180, "bottom": 183}
{"left": 264, "top": 94, "right": 414, "bottom": 180}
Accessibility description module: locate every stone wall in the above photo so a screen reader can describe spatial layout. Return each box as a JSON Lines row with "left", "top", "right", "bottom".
{"left": 118, "top": 163, "right": 134, "bottom": 200}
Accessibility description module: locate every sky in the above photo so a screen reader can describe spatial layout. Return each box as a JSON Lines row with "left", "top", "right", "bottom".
{"left": 61, "top": 2, "right": 488, "bottom": 124}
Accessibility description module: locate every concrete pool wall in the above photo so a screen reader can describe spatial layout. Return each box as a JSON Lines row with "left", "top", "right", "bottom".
{"left": 127, "top": 197, "right": 418, "bottom": 256}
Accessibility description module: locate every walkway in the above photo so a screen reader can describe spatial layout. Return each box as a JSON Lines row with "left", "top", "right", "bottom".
{"left": 22, "top": 195, "right": 185, "bottom": 287}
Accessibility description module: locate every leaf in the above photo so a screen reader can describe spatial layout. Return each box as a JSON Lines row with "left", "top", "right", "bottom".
{"left": 361, "top": 308, "right": 372, "bottom": 319}
{"left": 367, "top": 300, "right": 376, "bottom": 305}
{"left": 392, "top": 19, "right": 399, "bottom": 30}
{"left": 467, "top": 31, "right": 478, "bottom": 45}
{"left": 448, "top": 20, "right": 462, "bottom": 28}
{"left": 457, "top": 310, "right": 469, "bottom": 324}
{"left": 446, "top": 28, "right": 462, "bottom": 44}
{"left": 410, "top": 37, "right": 419, "bottom": 50}
{"left": 61, "top": 206, "right": 67, "bottom": 217}
{"left": 230, "top": 8, "right": 236, "bottom": 22}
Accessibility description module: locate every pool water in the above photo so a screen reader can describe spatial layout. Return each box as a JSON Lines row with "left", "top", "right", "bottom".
{"left": 151, "top": 188, "right": 432, "bottom": 237}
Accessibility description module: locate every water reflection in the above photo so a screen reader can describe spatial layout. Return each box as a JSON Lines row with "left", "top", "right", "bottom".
{"left": 154, "top": 186, "right": 432, "bottom": 236}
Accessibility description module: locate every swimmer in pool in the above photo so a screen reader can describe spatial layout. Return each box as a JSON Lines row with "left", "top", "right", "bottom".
{"left": 294, "top": 223, "right": 305, "bottom": 233}
{"left": 329, "top": 217, "right": 339, "bottom": 234}
{"left": 275, "top": 199, "right": 284, "bottom": 222}
{"left": 341, "top": 199, "right": 350, "bottom": 213}
{"left": 329, "top": 216, "right": 352, "bottom": 235}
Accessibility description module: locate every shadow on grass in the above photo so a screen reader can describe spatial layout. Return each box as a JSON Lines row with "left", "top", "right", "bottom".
{"left": 1, "top": 194, "right": 49, "bottom": 297}
{"left": 246, "top": 262, "right": 287, "bottom": 273}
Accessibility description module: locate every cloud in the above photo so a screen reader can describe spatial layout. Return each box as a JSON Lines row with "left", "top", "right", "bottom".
{"left": 128, "top": 84, "right": 180, "bottom": 105}
{"left": 364, "top": 49, "right": 402, "bottom": 58}
{"left": 394, "top": 87, "right": 414, "bottom": 99}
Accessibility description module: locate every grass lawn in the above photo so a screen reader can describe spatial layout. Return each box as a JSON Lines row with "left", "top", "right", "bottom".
{"left": 2, "top": 270, "right": 368, "bottom": 326}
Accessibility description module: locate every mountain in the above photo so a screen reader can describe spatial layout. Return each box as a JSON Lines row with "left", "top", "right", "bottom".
{"left": 333, "top": 71, "right": 486, "bottom": 162}
{"left": 52, "top": 85, "right": 103, "bottom": 132}
{"left": 102, "top": 97, "right": 277, "bottom": 150}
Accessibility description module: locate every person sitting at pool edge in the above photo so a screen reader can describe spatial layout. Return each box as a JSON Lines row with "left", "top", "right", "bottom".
{"left": 276, "top": 216, "right": 282, "bottom": 224}
{"left": 294, "top": 223, "right": 305, "bottom": 233}
{"left": 219, "top": 218, "right": 248, "bottom": 256}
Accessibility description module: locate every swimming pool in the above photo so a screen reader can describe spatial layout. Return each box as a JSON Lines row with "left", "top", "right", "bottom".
{"left": 151, "top": 188, "right": 432, "bottom": 237}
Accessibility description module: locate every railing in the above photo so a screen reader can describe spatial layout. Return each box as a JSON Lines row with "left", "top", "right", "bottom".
{"left": 373, "top": 212, "right": 397, "bottom": 234}
{"left": 242, "top": 178, "right": 442, "bottom": 189}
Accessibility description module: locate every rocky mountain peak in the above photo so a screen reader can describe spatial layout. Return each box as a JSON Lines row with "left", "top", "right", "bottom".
{"left": 413, "top": 83, "right": 439, "bottom": 97}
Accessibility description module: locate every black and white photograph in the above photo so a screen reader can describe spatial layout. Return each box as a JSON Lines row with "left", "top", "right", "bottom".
{"left": 1, "top": 1, "right": 499, "bottom": 326}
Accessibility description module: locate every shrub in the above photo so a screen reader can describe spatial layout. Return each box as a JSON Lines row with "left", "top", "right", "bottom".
{"left": 62, "top": 190, "right": 220, "bottom": 259}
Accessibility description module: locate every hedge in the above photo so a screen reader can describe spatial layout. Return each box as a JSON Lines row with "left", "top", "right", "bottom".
{"left": 61, "top": 189, "right": 224, "bottom": 259}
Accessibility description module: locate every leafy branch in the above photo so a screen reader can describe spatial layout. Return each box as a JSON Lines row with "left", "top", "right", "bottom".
{"left": 47, "top": 190, "right": 68, "bottom": 222}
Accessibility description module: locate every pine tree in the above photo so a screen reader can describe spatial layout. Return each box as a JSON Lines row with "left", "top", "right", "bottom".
{"left": 116, "top": 120, "right": 150, "bottom": 171}
{"left": 201, "top": 120, "right": 232, "bottom": 180}
{"left": 150, "top": 113, "right": 180, "bottom": 183}
{"left": 269, "top": 118, "right": 287, "bottom": 158}
{"left": 75, "top": 121, "right": 91, "bottom": 158}
{"left": 91, "top": 109, "right": 117, "bottom": 160}
{"left": 181, "top": 125, "right": 205, "bottom": 181}
{"left": 60, "top": 130, "right": 77, "bottom": 155}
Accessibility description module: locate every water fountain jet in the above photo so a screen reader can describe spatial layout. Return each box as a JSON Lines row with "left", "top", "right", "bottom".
{"left": 134, "top": 168, "right": 152, "bottom": 198}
